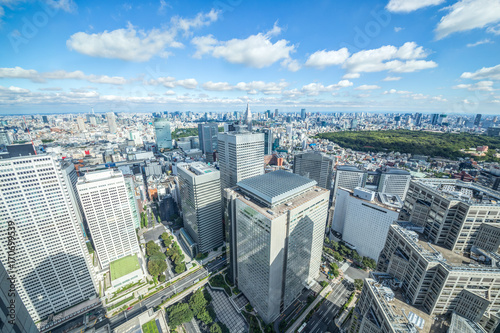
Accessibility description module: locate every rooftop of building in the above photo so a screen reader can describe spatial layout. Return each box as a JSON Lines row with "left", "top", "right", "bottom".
{"left": 78, "top": 168, "right": 123, "bottom": 183}
{"left": 366, "top": 273, "right": 448, "bottom": 333}
{"left": 380, "top": 167, "right": 411, "bottom": 175}
{"left": 338, "top": 187, "right": 402, "bottom": 212}
{"left": 414, "top": 178, "right": 500, "bottom": 205}
{"left": 110, "top": 255, "right": 140, "bottom": 281}
{"left": 232, "top": 182, "right": 328, "bottom": 220}
{"left": 449, "top": 312, "right": 486, "bottom": 333}
{"left": 177, "top": 161, "right": 218, "bottom": 176}
{"left": 237, "top": 170, "right": 317, "bottom": 207}
{"left": 336, "top": 164, "right": 364, "bottom": 172}
{"left": 393, "top": 222, "right": 500, "bottom": 272}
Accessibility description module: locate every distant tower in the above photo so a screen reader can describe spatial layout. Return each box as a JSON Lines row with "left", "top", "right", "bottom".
{"left": 243, "top": 103, "right": 252, "bottom": 130}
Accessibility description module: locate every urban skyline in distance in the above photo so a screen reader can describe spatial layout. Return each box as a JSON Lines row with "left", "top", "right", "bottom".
{"left": 1, "top": 0, "right": 500, "bottom": 114}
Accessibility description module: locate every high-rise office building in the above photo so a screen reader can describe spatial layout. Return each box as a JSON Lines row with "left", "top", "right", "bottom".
{"left": 415, "top": 112, "right": 422, "bottom": 126}
{"left": 293, "top": 151, "right": 335, "bottom": 190}
{"left": 77, "top": 170, "right": 140, "bottom": 270}
{"left": 376, "top": 167, "right": 411, "bottom": 201}
{"left": 400, "top": 179, "right": 500, "bottom": 253}
{"left": 198, "top": 123, "right": 219, "bottom": 163}
{"left": 42, "top": 115, "right": 48, "bottom": 124}
{"left": 431, "top": 113, "right": 439, "bottom": 125}
{"left": 333, "top": 165, "right": 367, "bottom": 198}
{"left": 0, "top": 154, "right": 97, "bottom": 322}
{"left": 218, "top": 128, "right": 264, "bottom": 190}
{"left": 274, "top": 109, "right": 279, "bottom": 118}
{"left": 154, "top": 117, "right": 173, "bottom": 150}
{"left": 374, "top": 221, "right": 500, "bottom": 332}
{"left": 331, "top": 187, "right": 402, "bottom": 259}
{"left": 475, "top": 113, "right": 482, "bottom": 126}
{"left": 225, "top": 171, "right": 329, "bottom": 323}
{"left": 177, "top": 162, "right": 223, "bottom": 254}
{"left": 0, "top": 261, "right": 38, "bottom": 333}
{"left": 301, "top": 108, "right": 306, "bottom": 119}
{"left": 76, "top": 117, "right": 86, "bottom": 131}
{"left": 263, "top": 128, "right": 274, "bottom": 155}
{"left": 106, "top": 112, "right": 117, "bottom": 133}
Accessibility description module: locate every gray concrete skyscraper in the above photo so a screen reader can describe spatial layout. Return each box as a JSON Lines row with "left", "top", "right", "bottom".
{"left": 293, "top": 151, "right": 335, "bottom": 189}
{"left": 154, "top": 117, "right": 173, "bottom": 150}
{"left": 177, "top": 162, "right": 223, "bottom": 253}
{"left": 0, "top": 154, "right": 97, "bottom": 322}
{"left": 225, "top": 171, "right": 329, "bottom": 323}
{"left": 217, "top": 128, "right": 264, "bottom": 190}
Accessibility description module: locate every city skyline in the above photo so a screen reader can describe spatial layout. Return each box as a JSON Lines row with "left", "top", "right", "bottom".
{"left": 0, "top": 0, "right": 499, "bottom": 114}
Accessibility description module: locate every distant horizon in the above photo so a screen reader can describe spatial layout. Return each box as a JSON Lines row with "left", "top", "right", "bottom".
{"left": 0, "top": 109, "right": 498, "bottom": 117}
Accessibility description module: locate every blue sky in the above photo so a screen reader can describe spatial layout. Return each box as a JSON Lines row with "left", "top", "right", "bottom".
{"left": 1, "top": 0, "right": 500, "bottom": 114}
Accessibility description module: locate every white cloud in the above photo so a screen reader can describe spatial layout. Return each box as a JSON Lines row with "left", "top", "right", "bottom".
{"left": 488, "top": 24, "right": 500, "bottom": 35}
{"left": 383, "top": 76, "right": 402, "bottom": 81}
{"left": 0, "top": 66, "right": 128, "bottom": 85}
{"left": 453, "top": 81, "right": 495, "bottom": 91}
{"left": 435, "top": 0, "right": 500, "bottom": 40}
{"left": 202, "top": 81, "right": 233, "bottom": 91}
{"left": 301, "top": 80, "right": 353, "bottom": 96}
{"left": 146, "top": 77, "right": 198, "bottom": 89}
{"left": 394, "top": 27, "right": 404, "bottom": 32}
{"left": 164, "top": 90, "right": 176, "bottom": 95}
{"left": 235, "top": 81, "right": 289, "bottom": 95}
{"left": 343, "top": 42, "right": 436, "bottom": 74}
{"left": 67, "top": 22, "right": 177, "bottom": 62}
{"left": 191, "top": 23, "right": 296, "bottom": 69}
{"left": 171, "top": 9, "right": 219, "bottom": 36}
{"left": 355, "top": 85, "right": 381, "bottom": 90}
{"left": 466, "top": 39, "right": 494, "bottom": 47}
{"left": 383, "top": 89, "right": 412, "bottom": 94}
{"left": 305, "top": 48, "right": 350, "bottom": 69}
{"left": 386, "top": 0, "right": 445, "bottom": 13}
{"left": 281, "top": 58, "right": 301, "bottom": 72}
{"left": 67, "top": 10, "right": 219, "bottom": 61}
{"left": 176, "top": 78, "right": 198, "bottom": 89}
{"left": 343, "top": 73, "right": 361, "bottom": 79}
{"left": 461, "top": 64, "right": 500, "bottom": 80}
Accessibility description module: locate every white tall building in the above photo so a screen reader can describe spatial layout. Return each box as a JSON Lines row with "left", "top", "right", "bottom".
{"left": 333, "top": 165, "right": 367, "bottom": 198}
{"left": 77, "top": 170, "right": 140, "bottom": 270}
{"left": 377, "top": 167, "right": 411, "bottom": 200}
{"left": 0, "top": 155, "right": 97, "bottom": 322}
{"left": 218, "top": 128, "right": 264, "bottom": 190}
{"left": 177, "top": 162, "right": 223, "bottom": 254}
{"left": 225, "top": 171, "right": 329, "bottom": 323}
{"left": 106, "top": 112, "right": 117, "bottom": 133}
{"left": 332, "top": 187, "right": 402, "bottom": 260}
{"left": 76, "top": 117, "right": 86, "bottom": 132}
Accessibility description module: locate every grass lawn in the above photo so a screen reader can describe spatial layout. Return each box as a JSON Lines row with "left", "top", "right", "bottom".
{"left": 110, "top": 255, "right": 140, "bottom": 281}
{"left": 142, "top": 319, "right": 159, "bottom": 333}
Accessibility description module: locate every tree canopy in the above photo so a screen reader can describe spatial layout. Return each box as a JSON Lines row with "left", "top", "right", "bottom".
{"left": 316, "top": 129, "right": 500, "bottom": 160}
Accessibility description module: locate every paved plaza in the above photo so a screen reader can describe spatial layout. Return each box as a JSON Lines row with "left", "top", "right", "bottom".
{"left": 233, "top": 293, "right": 249, "bottom": 310}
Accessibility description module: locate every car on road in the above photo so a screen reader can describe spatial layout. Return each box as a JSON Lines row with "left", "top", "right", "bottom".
{"left": 126, "top": 307, "right": 132, "bottom": 311}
